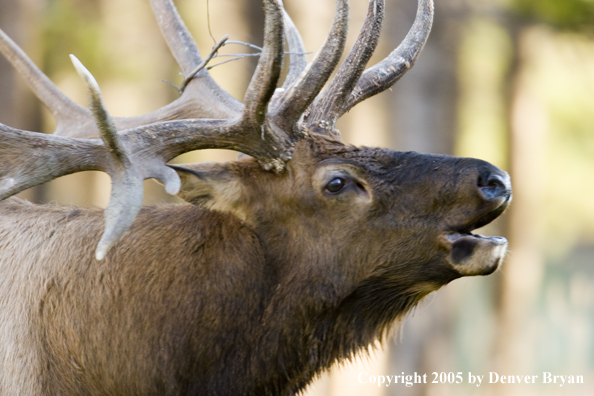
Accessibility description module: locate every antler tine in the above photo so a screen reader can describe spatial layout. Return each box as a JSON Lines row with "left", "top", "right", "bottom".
{"left": 270, "top": 0, "right": 349, "bottom": 133}
{"left": 146, "top": 0, "right": 243, "bottom": 119}
{"left": 242, "top": 0, "right": 285, "bottom": 129}
{"left": 279, "top": 2, "right": 308, "bottom": 89}
{"left": 71, "top": 55, "right": 183, "bottom": 260}
{"left": 70, "top": 56, "right": 126, "bottom": 160}
{"left": 148, "top": 0, "right": 203, "bottom": 76}
{"left": 343, "top": 0, "right": 434, "bottom": 113}
{"left": 306, "top": 0, "right": 385, "bottom": 133}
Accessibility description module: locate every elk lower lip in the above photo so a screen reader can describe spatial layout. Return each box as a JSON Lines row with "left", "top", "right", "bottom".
{"left": 441, "top": 232, "right": 508, "bottom": 276}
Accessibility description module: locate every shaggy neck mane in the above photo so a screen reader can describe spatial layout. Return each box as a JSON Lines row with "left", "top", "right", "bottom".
{"left": 263, "top": 256, "right": 441, "bottom": 394}
{"left": 311, "top": 275, "right": 434, "bottom": 368}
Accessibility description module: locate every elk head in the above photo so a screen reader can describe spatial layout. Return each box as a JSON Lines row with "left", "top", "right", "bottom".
{"left": 0, "top": 0, "right": 510, "bottom": 293}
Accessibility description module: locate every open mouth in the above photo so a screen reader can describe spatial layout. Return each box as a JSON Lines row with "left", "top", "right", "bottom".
{"left": 442, "top": 197, "right": 511, "bottom": 276}
{"left": 456, "top": 195, "right": 511, "bottom": 235}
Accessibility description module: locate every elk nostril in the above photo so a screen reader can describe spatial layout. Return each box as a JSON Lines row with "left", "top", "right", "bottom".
{"left": 478, "top": 173, "right": 509, "bottom": 201}
{"left": 486, "top": 174, "right": 506, "bottom": 189}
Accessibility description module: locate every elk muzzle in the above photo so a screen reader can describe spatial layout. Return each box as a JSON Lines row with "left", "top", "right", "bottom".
{"left": 442, "top": 167, "right": 511, "bottom": 276}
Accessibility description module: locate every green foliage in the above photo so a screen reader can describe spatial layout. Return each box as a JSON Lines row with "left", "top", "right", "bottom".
{"left": 42, "top": 0, "right": 103, "bottom": 77}
{"left": 511, "top": 0, "right": 594, "bottom": 31}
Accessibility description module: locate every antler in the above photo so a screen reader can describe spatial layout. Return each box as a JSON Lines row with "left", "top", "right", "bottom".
{"left": 0, "top": 0, "right": 434, "bottom": 259}
{"left": 0, "top": 0, "right": 291, "bottom": 259}
{"left": 307, "top": 0, "right": 434, "bottom": 134}
{"left": 270, "top": 0, "right": 349, "bottom": 133}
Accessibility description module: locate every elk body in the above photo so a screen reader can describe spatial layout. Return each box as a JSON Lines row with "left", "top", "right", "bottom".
{"left": 0, "top": 0, "right": 511, "bottom": 395}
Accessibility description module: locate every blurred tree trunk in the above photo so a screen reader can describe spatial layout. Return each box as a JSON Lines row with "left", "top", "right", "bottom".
{"left": 0, "top": 0, "right": 44, "bottom": 202}
{"left": 490, "top": 21, "right": 546, "bottom": 396}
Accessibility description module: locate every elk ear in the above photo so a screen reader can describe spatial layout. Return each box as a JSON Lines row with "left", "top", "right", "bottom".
{"left": 168, "top": 163, "right": 247, "bottom": 220}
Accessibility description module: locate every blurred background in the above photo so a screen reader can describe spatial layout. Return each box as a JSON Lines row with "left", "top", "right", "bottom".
{"left": 1, "top": 0, "right": 593, "bottom": 395}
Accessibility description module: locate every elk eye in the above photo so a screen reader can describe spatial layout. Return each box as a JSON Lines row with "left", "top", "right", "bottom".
{"left": 325, "top": 178, "right": 345, "bottom": 194}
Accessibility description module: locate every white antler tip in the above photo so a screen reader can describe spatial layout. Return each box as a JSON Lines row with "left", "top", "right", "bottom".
{"left": 95, "top": 247, "right": 107, "bottom": 261}
{"left": 161, "top": 167, "right": 182, "bottom": 196}
{"left": 70, "top": 54, "right": 101, "bottom": 93}
{"left": 69, "top": 53, "right": 81, "bottom": 67}
{"left": 165, "top": 178, "right": 181, "bottom": 196}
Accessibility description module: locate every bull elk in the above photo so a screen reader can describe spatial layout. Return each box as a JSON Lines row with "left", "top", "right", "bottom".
{"left": 0, "top": 0, "right": 511, "bottom": 394}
